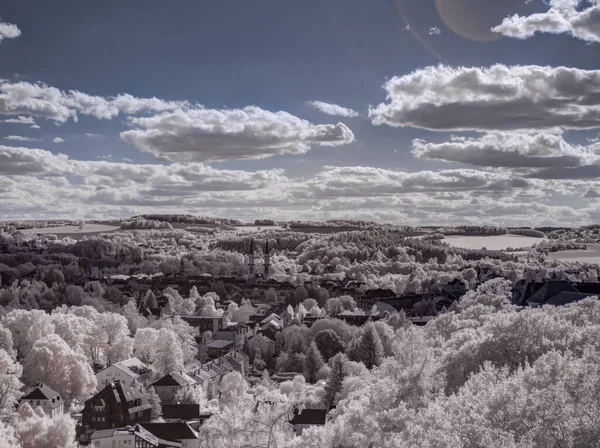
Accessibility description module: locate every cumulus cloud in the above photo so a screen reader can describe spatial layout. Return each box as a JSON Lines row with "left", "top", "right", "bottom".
{"left": 493, "top": 0, "right": 600, "bottom": 43}
{"left": 0, "top": 149, "right": 594, "bottom": 226}
{"left": 5, "top": 136, "right": 35, "bottom": 141}
{"left": 3, "top": 116, "right": 35, "bottom": 125}
{"left": 0, "top": 19, "right": 20, "bottom": 43}
{"left": 369, "top": 64, "right": 600, "bottom": 131}
{"left": 412, "top": 132, "right": 600, "bottom": 169}
{"left": 0, "top": 145, "right": 72, "bottom": 176}
{"left": 120, "top": 106, "right": 355, "bottom": 162}
{"left": 304, "top": 166, "right": 533, "bottom": 198}
{"left": 428, "top": 26, "right": 441, "bottom": 35}
{"left": 0, "top": 80, "right": 189, "bottom": 123}
{"left": 53, "top": 137, "right": 65, "bottom": 143}
{"left": 308, "top": 101, "right": 360, "bottom": 117}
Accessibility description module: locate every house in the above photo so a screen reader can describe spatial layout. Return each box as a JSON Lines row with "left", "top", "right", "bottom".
{"left": 186, "top": 367, "right": 219, "bottom": 400}
{"left": 260, "top": 313, "right": 284, "bottom": 329}
{"left": 289, "top": 408, "right": 328, "bottom": 435}
{"left": 518, "top": 280, "right": 593, "bottom": 307}
{"left": 161, "top": 404, "right": 211, "bottom": 423}
{"left": 214, "top": 323, "right": 252, "bottom": 350}
{"left": 151, "top": 372, "right": 197, "bottom": 405}
{"left": 82, "top": 382, "right": 152, "bottom": 431}
{"left": 247, "top": 333, "right": 275, "bottom": 362}
{"left": 95, "top": 358, "right": 151, "bottom": 389}
{"left": 20, "top": 384, "right": 64, "bottom": 417}
{"left": 181, "top": 316, "right": 226, "bottom": 334}
{"left": 206, "top": 340, "right": 234, "bottom": 359}
{"left": 140, "top": 422, "right": 201, "bottom": 448}
{"left": 89, "top": 426, "right": 161, "bottom": 448}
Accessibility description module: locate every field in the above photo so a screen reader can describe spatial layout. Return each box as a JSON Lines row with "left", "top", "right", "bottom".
{"left": 20, "top": 224, "right": 120, "bottom": 239}
{"left": 548, "top": 243, "right": 600, "bottom": 265}
{"left": 443, "top": 235, "right": 544, "bottom": 251}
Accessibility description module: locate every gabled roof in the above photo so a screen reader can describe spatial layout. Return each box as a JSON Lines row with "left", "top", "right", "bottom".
{"left": 103, "top": 357, "right": 150, "bottom": 378}
{"left": 544, "top": 292, "right": 594, "bottom": 307}
{"left": 249, "top": 333, "right": 275, "bottom": 345}
{"left": 139, "top": 422, "right": 199, "bottom": 441}
{"left": 527, "top": 280, "right": 578, "bottom": 304}
{"left": 151, "top": 372, "right": 196, "bottom": 387}
{"left": 22, "top": 384, "right": 63, "bottom": 407}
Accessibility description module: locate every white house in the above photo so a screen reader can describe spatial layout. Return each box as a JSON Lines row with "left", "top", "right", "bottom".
{"left": 95, "top": 357, "right": 151, "bottom": 389}
{"left": 20, "top": 384, "right": 64, "bottom": 417}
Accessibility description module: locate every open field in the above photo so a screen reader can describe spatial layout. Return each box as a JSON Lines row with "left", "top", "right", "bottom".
{"left": 20, "top": 224, "right": 120, "bottom": 239}
{"left": 234, "top": 225, "right": 285, "bottom": 233}
{"left": 548, "top": 243, "right": 600, "bottom": 265}
{"left": 443, "top": 235, "right": 544, "bottom": 251}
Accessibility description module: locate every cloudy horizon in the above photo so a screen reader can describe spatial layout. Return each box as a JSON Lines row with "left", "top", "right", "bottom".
{"left": 1, "top": 0, "right": 600, "bottom": 226}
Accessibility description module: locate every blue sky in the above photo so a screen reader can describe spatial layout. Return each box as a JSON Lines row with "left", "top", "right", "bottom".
{"left": 1, "top": 0, "right": 600, "bottom": 225}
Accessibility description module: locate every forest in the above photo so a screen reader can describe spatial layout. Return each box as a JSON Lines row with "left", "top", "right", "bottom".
{"left": 0, "top": 221, "right": 599, "bottom": 447}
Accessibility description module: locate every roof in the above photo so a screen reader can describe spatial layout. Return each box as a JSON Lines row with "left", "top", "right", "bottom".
{"left": 21, "top": 384, "right": 63, "bottom": 407}
{"left": 544, "top": 292, "right": 594, "bottom": 307}
{"left": 249, "top": 333, "right": 275, "bottom": 345}
{"left": 140, "top": 422, "right": 199, "bottom": 442}
{"left": 206, "top": 339, "right": 235, "bottom": 349}
{"left": 161, "top": 404, "right": 207, "bottom": 420}
{"left": 90, "top": 428, "right": 118, "bottom": 440}
{"left": 527, "top": 280, "right": 578, "bottom": 304}
{"left": 289, "top": 409, "right": 328, "bottom": 425}
{"left": 151, "top": 372, "right": 196, "bottom": 387}
{"left": 106, "top": 357, "right": 150, "bottom": 378}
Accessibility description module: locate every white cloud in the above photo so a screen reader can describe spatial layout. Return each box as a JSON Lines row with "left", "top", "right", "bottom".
{"left": 308, "top": 101, "right": 360, "bottom": 118}
{"left": 0, "top": 80, "right": 189, "bottom": 123}
{"left": 3, "top": 116, "right": 35, "bottom": 125}
{"left": 493, "top": 1, "right": 600, "bottom": 43}
{"left": 370, "top": 64, "right": 600, "bottom": 132}
{"left": 428, "top": 26, "right": 441, "bottom": 35}
{"left": 121, "top": 106, "right": 355, "bottom": 162}
{"left": 412, "top": 132, "right": 600, "bottom": 170}
{"left": 30, "top": 125, "right": 40, "bottom": 129}
{"left": 5, "top": 135, "right": 35, "bottom": 141}
{"left": 0, "top": 19, "right": 20, "bottom": 43}
{"left": 53, "top": 137, "right": 65, "bottom": 143}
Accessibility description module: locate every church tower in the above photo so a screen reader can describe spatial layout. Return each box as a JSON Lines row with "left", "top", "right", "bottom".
{"left": 264, "top": 239, "right": 271, "bottom": 278}
{"left": 248, "top": 238, "right": 255, "bottom": 277}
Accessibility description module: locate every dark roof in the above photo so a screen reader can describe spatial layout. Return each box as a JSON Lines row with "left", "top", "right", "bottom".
{"left": 289, "top": 409, "right": 327, "bottom": 425}
{"left": 527, "top": 280, "right": 578, "bottom": 304}
{"left": 139, "top": 422, "right": 198, "bottom": 441}
{"left": 544, "top": 292, "right": 594, "bottom": 307}
{"left": 574, "top": 283, "right": 600, "bottom": 295}
{"left": 22, "top": 384, "right": 63, "bottom": 405}
{"left": 151, "top": 372, "right": 195, "bottom": 387}
{"left": 161, "top": 404, "right": 211, "bottom": 420}
{"left": 206, "top": 340, "right": 234, "bottom": 349}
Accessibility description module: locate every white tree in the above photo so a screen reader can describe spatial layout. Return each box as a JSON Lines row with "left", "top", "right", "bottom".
{"left": 0, "top": 349, "right": 23, "bottom": 422}
{"left": 151, "top": 328, "right": 184, "bottom": 377}
{"left": 133, "top": 327, "right": 160, "bottom": 365}
{"left": 17, "top": 402, "right": 77, "bottom": 448}
{"left": 22, "top": 334, "right": 97, "bottom": 404}
{"left": 1, "top": 309, "right": 55, "bottom": 359}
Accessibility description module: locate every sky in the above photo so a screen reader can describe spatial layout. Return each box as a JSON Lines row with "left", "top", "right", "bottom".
{"left": 1, "top": 0, "right": 600, "bottom": 226}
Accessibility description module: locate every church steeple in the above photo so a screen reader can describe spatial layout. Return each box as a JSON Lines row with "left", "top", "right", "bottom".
{"left": 248, "top": 238, "right": 255, "bottom": 277}
{"left": 264, "top": 239, "right": 270, "bottom": 278}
